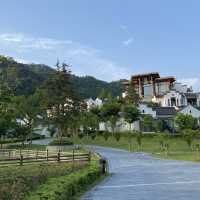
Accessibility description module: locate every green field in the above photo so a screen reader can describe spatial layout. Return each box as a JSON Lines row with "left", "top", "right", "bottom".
{"left": 72, "top": 134, "right": 200, "bottom": 162}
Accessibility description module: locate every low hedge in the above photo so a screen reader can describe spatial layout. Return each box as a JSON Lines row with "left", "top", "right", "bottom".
{"left": 0, "top": 134, "right": 45, "bottom": 145}
{"left": 26, "top": 162, "right": 101, "bottom": 200}
{"left": 0, "top": 163, "right": 85, "bottom": 200}
{"left": 49, "top": 138, "right": 74, "bottom": 146}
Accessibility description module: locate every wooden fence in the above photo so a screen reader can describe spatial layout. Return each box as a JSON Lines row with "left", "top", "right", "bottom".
{"left": 0, "top": 149, "right": 91, "bottom": 167}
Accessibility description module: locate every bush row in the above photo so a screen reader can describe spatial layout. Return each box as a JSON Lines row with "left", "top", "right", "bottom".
{"left": 0, "top": 163, "right": 86, "bottom": 200}
{"left": 26, "top": 162, "right": 101, "bottom": 200}
{"left": 49, "top": 138, "right": 74, "bottom": 146}
{"left": 0, "top": 133, "right": 45, "bottom": 145}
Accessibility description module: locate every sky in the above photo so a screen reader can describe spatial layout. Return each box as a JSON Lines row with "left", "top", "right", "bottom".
{"left": 0, "top": 0, "right": 200, "bottom": 90}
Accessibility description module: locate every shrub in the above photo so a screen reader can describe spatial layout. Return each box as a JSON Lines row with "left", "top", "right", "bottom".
{"left": 0, "top": 163, "right": 85, "bottom": 200}
{"left": 49, "top": 138, "right": 73, "bottom": 146}
{"left": 26, "top": 163, "right": 101, "bottom": 200}
{"left": 90, "top": 132, "right": 97, "bottom": 140}
{"left": 114, "top": 132, "right": 121, "bottom": 142}
{"left": 102, "top": 132, "right": 110, "bottom": 141}
{"left": 78, "top": 132, "right": 84, "bottom": 139}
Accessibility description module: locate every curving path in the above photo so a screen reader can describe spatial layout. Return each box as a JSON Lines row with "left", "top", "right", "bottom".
{"left": 81, "top": 146, "right": 200, "bottom": 200}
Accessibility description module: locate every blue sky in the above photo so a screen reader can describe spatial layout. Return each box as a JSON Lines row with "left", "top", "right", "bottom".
{"left": 0, "top": 0, "right": 200, "bottom": 90}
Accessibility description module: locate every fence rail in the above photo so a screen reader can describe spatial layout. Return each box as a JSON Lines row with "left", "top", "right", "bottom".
{"left": 0, "top": 149, "right": 91, "bottom": 167}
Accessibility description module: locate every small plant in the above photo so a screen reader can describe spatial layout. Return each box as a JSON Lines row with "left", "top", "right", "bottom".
{"left": 103, "top": 132, "right": 110, "bottom": 141}
{"left": 78, "top": 132, "right": 84, "bottom": 140}
{"left": 114, "top": 132, "right": 121, "bottom": 142}
{"left": 49, "top": 138, "right": 73, "bottom": 146}
{"left": 157, "top": 132, "right": 165, "bottom": 151}
{"left": 127, "top": 132, "right": 134, "bottom": 152}
{"left": 135, "top": 131, "right": 142, "bottom": 151}
{"left": 91, "top": 132, "right": 97, "bottom": 140}
{"left": 183, "top": 129, "right": 196, "bottom": 150}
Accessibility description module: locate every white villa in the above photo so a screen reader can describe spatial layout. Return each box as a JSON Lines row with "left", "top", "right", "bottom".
{"left": 85, "top": 98, "right": 103, "bottom": 110}
{"left": 123, "top": 72, "right": 200, "bottom": 109}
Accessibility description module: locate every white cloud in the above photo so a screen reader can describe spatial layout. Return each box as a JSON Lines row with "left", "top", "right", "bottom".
{"left": 123, "top": 38, "right": 133, "bottom": 46}
{"left": 0, "top": 33, "right": 24, "bottom": 42}
{"left": 178, "top": 78, "right": 200, "bottom": 91}
{"left": 0, "top": 33, "right": 131, "bottom": 81}
{"left": 14, "top": 58, "right": 31, "bottom": 64}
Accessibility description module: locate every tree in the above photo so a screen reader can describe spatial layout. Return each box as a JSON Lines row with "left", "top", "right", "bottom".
{"left": 135, "top": 131, "right": 143, "bottom": 151}
{"left": 157, "top": 131, "right": 170, "bottom": 155}
{"left": 102, "top": 131, "right": 110, "bottom": 141}
{"left": 0, "top": 81, "right": 15, "bottom": 146}
{"left": 125, "top": 84, "right": 140, "bottom": 105}
{"left": 79, "top": 111, "right": 99, "bottom": 138}
{"left": 98, "top": 89, "right": 110, "bottom": 101}
{"left": 175, "top": 113, "right": 198, "bottom": 131}
{"left": 123, "top": 105, "right": 140, "bottom": 130}
{"left": 183, "top": 129, "right": 197, "bottom": 150}
{"left": 114, "top": 132, "right": 121, "bottom": 142}
{"left": 101, "top": 100, "right": 121, "bottom": 136}
{"left": 142, "top": 115, "right": 154, "bottom": 132}
{"left": 154, "top": 119, "right": 164, "bottom": 133}
{"left": 123, "top": 104, "right": 140, "bottom": 151}
{"left": 41, "top": 61, "right": 81, "bottom": 141}
{"left": 13, "top": 93, "right": 42, "bottom": 144}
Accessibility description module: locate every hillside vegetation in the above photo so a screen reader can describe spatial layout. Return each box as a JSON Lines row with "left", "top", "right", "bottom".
{"left": 0, "top": 55, "right": 123, "bottom": 98}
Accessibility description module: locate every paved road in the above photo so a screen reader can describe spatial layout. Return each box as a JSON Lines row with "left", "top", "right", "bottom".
{"left": 81, "top": 146, "right": 200, "bottom": 200}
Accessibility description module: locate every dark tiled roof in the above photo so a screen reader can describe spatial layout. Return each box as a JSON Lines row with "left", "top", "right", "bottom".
{"left": 196, "top": 107, "right": 200, "bottom": 111}
{"left": 184, "top": 93, "right": 198, "bottom": 98}
{"left": 132, "top": 72, "right": 160, "bottom": 78}
{"left": 155, "top": 76, "right": 176, "bottom": 83}
{"left": 153, "top": 107, "right": 177, "bottom": 116}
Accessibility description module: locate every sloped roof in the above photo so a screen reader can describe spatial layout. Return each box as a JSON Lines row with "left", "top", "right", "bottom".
{"left": 184, "top": 93, "right": 199, "bottom": 98}
{"left": 132, "top": 72, "right": 160, "bottom": 78}
{"left": 155, "top": 76, "right": 176, "bottom": 83}
{"left": 153, "top": 107, "right": 177, "bottom": 116}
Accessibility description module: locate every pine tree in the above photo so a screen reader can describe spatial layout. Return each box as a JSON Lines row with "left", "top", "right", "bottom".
{"left": 41, "top": 61, "right": 81, "bottom": 140}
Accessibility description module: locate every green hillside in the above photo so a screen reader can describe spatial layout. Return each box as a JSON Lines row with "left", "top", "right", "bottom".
{"left": 0, "top": 55, "right": 123, "bottom": 98}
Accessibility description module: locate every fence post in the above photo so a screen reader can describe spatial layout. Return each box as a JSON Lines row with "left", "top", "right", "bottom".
{"left": 57, "top": 150, "right": 60, "bottom": 163}
{"left": 36, "top": 150, "right": 38, "bottom": 160}
{"left": 46, "top": 149, "right": 49, "bottom": 161}
{"left": 72, "top": 149, "right": 75, "bottom": 162}
{"left": 72, "top": 149, "right": 75, "bottom": 169}
{"left": 20, "top": 154, "right": 23, "bottom": 166}
{"left": 88, "top": 151, "right": 91, "bottom": 162}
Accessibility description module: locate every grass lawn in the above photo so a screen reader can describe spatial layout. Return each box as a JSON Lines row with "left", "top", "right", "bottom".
{"left": 72, "top": 135, "right": 200, "bottom": 162}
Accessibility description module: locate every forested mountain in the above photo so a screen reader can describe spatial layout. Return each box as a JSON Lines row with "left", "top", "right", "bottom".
{"left": 0, "top": 55, "right": 124, "bottom": 98}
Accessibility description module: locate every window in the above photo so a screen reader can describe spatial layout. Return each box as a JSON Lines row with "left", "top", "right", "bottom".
{"left": 156, "top": 82, "right": 169, "bottom": 95}
{"left": 143, "top": 84, "right": 153, "bottom": 97}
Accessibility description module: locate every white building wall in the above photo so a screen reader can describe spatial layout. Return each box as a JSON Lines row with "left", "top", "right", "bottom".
{"left": 179, "top": 104, "right": 200, "bottom": 119}
{"left": 99, "top": 119, "right": 140, "bottom": 132}
{"left": 197, "top": 94, "right": 200, "bottom": 107}
{"left": 156, "top": 91, "right": 187, "bottom": 107}
{"left": 138, "top": 104, "right": 156, "bottom": 118}
{"left": 173, "top": 82, "right": 188, "bottom": 93}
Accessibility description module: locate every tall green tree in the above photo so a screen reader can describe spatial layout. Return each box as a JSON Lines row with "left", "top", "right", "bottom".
{"left": 125, "top": 84, "right": 140, "bottom": 105}
{"left": 142, "top": 115, "right": 154, "bottom": 132}
{"left": 123, "top": 104, "right": 140, "bottom": 151}
{"left": 13, "top": 93, "right": 42, "bottom": 144}
{"left": 175, "top": 113, "right": 198, "bottom": 131}
{"left": 41, "top": 61, "right": 81, "bottom": 140}
{"left": 101, "top": 99, "right": 121, "bottom": 136}
{"left": 0, "top": 81, "right": 15, "bottom": 146}
{"left": 123, "top": 105, "right": 140, "bottom": 130}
